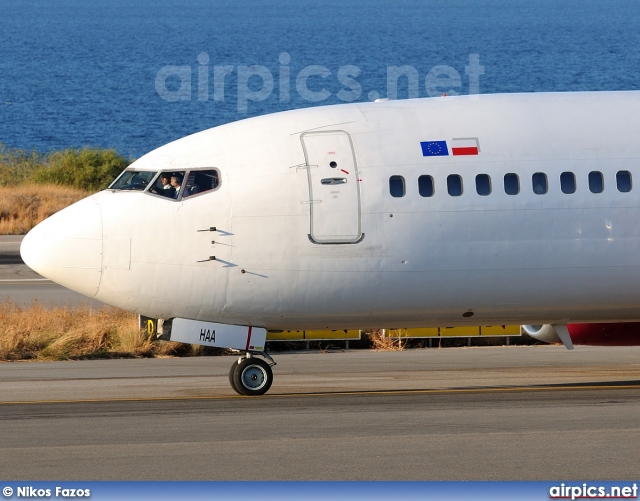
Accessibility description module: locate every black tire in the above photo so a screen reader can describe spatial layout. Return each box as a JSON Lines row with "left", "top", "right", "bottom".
{"left": 231, "top": 357, "right": 273, "bottom": 396}
{"left": 228, "top": 360, "right": 240, "bottom": 394}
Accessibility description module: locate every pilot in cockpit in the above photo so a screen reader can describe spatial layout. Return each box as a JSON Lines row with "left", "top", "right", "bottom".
{"left": 160, "top": 173, "right": 172, "bottom": 192}
{"left": 170, "top": 174, "right": 183, "bottom": 198}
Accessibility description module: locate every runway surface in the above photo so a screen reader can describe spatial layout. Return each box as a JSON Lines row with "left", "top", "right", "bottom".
{"left": 1, "top": 347, "right": 639, "bottom": 480}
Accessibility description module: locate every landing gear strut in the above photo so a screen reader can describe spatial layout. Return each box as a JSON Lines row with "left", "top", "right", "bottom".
{"left": 228, "top": 352, "right": 276, "bottom": 396}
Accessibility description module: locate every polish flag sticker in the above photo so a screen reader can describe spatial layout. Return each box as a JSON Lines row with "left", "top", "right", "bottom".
{"left": 451, "top": 137, "right": 480, "bottom": 156}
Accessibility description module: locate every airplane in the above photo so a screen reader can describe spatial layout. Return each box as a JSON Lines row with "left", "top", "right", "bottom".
{"left": 524, "top": 323, "right": 640, "bottom": 347}
{"left": 20, "top": 90, "right": 640, "bottom": 395}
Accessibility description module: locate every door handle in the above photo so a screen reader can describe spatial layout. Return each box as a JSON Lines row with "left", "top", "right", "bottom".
{"left": 321, "top": 177, "right": 347, "bottom": 185}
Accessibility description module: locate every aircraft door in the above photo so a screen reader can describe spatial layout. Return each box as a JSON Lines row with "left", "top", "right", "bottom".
{"left": 300, "top": 131, "right": 362, "bottom": 244}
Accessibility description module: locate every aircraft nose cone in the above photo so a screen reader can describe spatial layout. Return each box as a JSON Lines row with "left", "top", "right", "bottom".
{"left": 21, "top": 196, "right": 103, "bottom": 297}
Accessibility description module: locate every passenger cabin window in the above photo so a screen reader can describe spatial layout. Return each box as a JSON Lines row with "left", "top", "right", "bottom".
{"left": 617, "top": 170, "right": 632, "bottom": 192}
{"left": 110, "top": 170, "right": 157, "bottom": 191}
{"left": 560, "top": 172, "right": 576, "bottom": 194}
{"left": 389, "top": 176, "right": 405, "bottom": 197}
{"left": 532, "top": 172, "right": 548, "bottom": 195}
{"left": 475, "top": 174, "right": 491, "bottom": 196}
{"left": 418, "top": 175, "right": 434, "bottom": 197}
{"left": 447, "top": 175, "right": 463, "bottom": 196}
{"left": 381, "top": 168, "right": 638, "bottom": 202}
{"left": 589, "top": 171, "right": 604, "bottom": 193}
{"left": 504, "top": 173, "right": 519, "bottom": 195}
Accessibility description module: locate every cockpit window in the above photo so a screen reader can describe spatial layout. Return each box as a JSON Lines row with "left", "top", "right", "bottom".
{"left": 148, "top": 171, "right": 186, "bottom": 199}
{"left": 110, "top": 170, "right": 157, "bottom": 191}
{"left": 148, "top": 169, "right": 220, "bottom": 200}
{"left": 183, "top": 169, "right": 219, "bottom": 198}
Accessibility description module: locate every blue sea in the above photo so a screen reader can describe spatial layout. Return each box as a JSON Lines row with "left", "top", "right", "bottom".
{"left": 1, "top": 0, "right": 639, "bottom": 157}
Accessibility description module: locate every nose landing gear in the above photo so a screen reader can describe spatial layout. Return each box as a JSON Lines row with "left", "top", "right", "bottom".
{"left": 229, "top": 352, "right": 276, "bottom": 396}
{"left": 148, "top": 316, "right": 274, "bottom": 395}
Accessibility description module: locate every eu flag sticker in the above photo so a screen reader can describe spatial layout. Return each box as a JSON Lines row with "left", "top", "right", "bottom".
{"left": 421, "top": 140, "right": 449, "bottom": 157}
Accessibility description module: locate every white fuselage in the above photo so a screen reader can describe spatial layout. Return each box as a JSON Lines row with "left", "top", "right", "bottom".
{"left": 21, "top": 91, "right": 640, "bottom": 329}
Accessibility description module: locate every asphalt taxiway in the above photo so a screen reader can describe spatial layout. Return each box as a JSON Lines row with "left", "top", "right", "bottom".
{"left": 0, "top": 347, "right": 639, "bottom": 480}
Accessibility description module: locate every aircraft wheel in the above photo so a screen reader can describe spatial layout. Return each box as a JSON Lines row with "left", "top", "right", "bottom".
{"left": 228, "top": 361, "right": 240, "bottom": 394}
{"left": 231, "top": 357, "right": 273, "bottom": 396}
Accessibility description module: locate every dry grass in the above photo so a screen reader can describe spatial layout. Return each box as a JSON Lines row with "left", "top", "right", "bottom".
{"left": 366, "top": 329, "right": 406, "bottom": 351}
{"left": 0, "top": 302, "right": 414, "bottom": 360}
{"left": 0, "top": 301, "right": 194, "bottom": 361}
{"left": 0, "top": 184, "right": 89, "bottom": 234}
